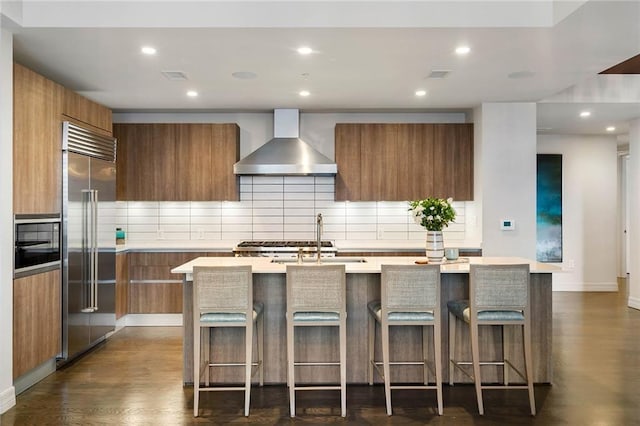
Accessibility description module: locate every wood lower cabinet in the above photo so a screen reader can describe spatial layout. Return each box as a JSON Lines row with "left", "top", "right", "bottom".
{"left": 335, "top": 123, "right": 474, "bottom": 201}
{"left": 62, "top": 88, "right": 112, "bottom": 133}
{"left": 127, "top": 252, "right": 232, "bottom": 314}
{"left": 13, "top": 63, "right": 63, "bottom": 214}
{"left": 115, "top": 123, "right": 239, "bottom": 201}
{"left": 116, "top": 253, "right": 129, "bottom": 319}
{"left": 13, "top": 270, "right": 61, "bottom": 379}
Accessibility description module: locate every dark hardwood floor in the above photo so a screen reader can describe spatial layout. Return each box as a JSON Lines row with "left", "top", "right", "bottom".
{"left": 3, "top": 279, "right": 640, "bottom": 425}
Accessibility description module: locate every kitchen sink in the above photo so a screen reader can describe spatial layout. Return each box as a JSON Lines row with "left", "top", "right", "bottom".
{"left": 271, "top": 257, "right": 368, "bottom": 264}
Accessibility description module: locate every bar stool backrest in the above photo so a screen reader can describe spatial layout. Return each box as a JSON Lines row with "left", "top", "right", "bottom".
{"left": 382, "top": 264, "right": 440, "bottom": 313}
{"left": 286, "top": 264, "right": 346, "bottom": 314}
{"left": 193, "top": 266, "right": 253, "bottom": 316}
{"left": 470, "top": 264, "right": 529, "bottom": 312}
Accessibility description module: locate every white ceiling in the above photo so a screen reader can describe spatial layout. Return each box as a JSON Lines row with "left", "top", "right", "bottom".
{"left": 5, "top": 0, "right": 640, "bottom": 137}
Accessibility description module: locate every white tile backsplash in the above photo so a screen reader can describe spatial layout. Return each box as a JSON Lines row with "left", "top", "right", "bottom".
{"left": 120, "top": 176, "right": 473, "bottom": 244}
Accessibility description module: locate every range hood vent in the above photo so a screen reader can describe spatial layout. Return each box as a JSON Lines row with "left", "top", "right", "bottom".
{"left": 233, "top": 109, "right": 337, "bottom": 176}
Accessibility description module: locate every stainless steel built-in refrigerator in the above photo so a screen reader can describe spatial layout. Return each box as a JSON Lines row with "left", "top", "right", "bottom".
{"left": 59, "top": 122, "right": 117, "bottom": 364}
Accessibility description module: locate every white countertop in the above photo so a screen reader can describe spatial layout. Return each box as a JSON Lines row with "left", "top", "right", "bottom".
{"left": 171, "top": 256, "right": 561, "bottom": 278}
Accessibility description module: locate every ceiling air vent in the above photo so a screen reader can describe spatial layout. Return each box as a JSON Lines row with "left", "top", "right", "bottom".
{"left": 161, "top": 71, "right": 188, "bottom": 81}
{"left": 427, "top": 70, "right": 450, "bottom": 79}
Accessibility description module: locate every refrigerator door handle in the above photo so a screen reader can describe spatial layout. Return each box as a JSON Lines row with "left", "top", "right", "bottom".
{"left": 91, "top": 189, "right": 99, "bottom": 311}
{"left": 80, "top": 190, "right": 95, "bottom": 313}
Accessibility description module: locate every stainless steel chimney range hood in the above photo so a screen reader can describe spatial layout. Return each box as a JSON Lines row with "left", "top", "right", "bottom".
{"left": 233, "top": 109, "right": 337, "bottom": 176}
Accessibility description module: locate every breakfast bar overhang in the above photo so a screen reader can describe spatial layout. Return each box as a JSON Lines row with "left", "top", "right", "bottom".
{"left": 172, "top": 256, "right": 559, "bottom": 385}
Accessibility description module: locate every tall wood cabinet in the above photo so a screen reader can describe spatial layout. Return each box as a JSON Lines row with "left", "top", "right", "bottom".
{"left": 13, "top": 270, "right": 61, "bottom": 378}
{"left": 115, "top": 123, "right": 240, "bottom": 201}
{"left": 62, "top": 88, "right": 112, "bottom": 133}
{"left": 13, "top": 63, "right": 64, "bottom": 214}
{"left": 335, "top": 123, "right": 473, "bottom": 201}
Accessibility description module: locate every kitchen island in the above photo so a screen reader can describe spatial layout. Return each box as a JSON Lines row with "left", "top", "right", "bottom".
{"left": 172, "top": 256, "right": 559, "bottom": 385}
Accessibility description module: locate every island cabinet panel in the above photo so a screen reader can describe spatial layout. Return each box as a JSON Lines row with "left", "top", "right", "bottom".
{"left": 397, "top": 123, "right": 435, "bottom": 201}
{"left": 335, "top": 124, "right": 362, "bottom": 201}
{"left": 13, "top": 63, "right": 64, "bottom": 214}
{"left": 360, "top": 123, "right": 399, "bottom": 200}
{"left": 62, "top": 88, "right": 112, "bottom": 133}
{"left": 115, "top": 123, "right": 239, "bottom": 201}
{"left": 13, "top": 270, "right": 61, "bottom": 379}
{"left": 116, "top": 253, "right": 129, "bottom": 319}
{"left": 114, "top": 123, "right": 177, "bottom": 201}
{"left": 334, "top": 122, "right": 474, "bottom": 201}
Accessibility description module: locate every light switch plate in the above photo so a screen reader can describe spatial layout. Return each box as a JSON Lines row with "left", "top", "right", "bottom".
{"left": 500, "top": 219, "right": 515, "bottom": 230}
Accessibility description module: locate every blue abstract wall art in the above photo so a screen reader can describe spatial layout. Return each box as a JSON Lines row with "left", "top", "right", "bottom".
{"left": 537, "top": 154, "right": 563, "bottom": 262}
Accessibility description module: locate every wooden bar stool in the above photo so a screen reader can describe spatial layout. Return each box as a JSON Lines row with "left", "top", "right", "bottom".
{"left": 448, "top": 264, "right": 535, "bottom": 415}
{"left": 286, "top": 264, "right": 347, "bottom": 417}
{"left": 192, "top": 266, "right": 264, "bottom": 417}
{"left": 367, "top": 264, "right": 443, "bottom": 416}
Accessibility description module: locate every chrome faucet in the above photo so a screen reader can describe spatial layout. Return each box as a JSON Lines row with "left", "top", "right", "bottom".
{"left": 316, "top": 213, "right": 323, "bottom": 264}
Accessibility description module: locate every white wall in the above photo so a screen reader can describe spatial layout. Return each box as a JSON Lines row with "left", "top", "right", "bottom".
{"left": 628, "top": 119, "right": 640, "bottom": 309}
{"left": 538, "top": 134, "right": 618, "bottom": 291}
{"left": 0, "top": 25, "right": 16, "bottom": 413}
{"left": 476, "top": 103, "right": 537, "bottom": 258}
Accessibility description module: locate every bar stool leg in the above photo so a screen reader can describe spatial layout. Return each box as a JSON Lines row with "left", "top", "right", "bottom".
{"left": 524, "top": 320, "right": 536, "bottom": 415}
{"left": 204, "top": 329, "right": 210, "bottom": 387}
{"left": 368, "top": 314, "right": 375, "bottom": 385}
{"left": 448, "top": 311, "right": 456, "bottom": 386}
{"left": 470, "top": 320, "right": 484, "bottom": 415}
{"left": 244, "top": 321, "right": 253, "bottom": 416}
{"left": 434, "top": 321, "right": 443, "bottom": 415}
{"left": 194, "top": 325, "right": 200, "bottom": 417}
{"left": 382, "top": 321, "right": 392, "bottom": 416}
{"left": 422, "top": 325, "right": 429, "bottom": 385}
{"left": 287, "top": 322, "right": 296, "bottom": 417}
{"left": 340, "top": 318, "right": 347, "bottom": 417}
{"left": 503, "top": 325, "right": 509, "bottom": 386}
{"left": 258, "top": 314, "right": 264, "bottom": 386}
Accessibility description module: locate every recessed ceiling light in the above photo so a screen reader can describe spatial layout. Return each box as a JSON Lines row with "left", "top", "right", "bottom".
{"left": 299, "top": 90, "right": 310, "bottom": 97}
{"left": 141, "top": 46, "right": 156, "bottom": 55}
{"left": 606, "top": 126, "right": 616, "bottom": 132}
{"left": 579, "top": 111, "right": 591, "bottom": 118}
{"left": 186, "top": 90, "right": 198, "bottom": 98}
{"left": 297, "top": 46, "right": 313, "bottom": 55}
{"left": 415, "top": 90, "right": 427, "bottom": 97}
{"left": 455, "top": 45, "right": 471, "bottom": 55}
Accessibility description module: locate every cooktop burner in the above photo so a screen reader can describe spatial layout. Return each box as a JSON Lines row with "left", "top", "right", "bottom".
{"left": 237, "top": 240, "right": 334, "bottom": 248}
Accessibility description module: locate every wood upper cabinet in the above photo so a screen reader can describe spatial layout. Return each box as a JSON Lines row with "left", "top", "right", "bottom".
{"left": 62, "top": 88, "right": 112, "bottom": 133}
{"left": 335, "top": 124, "right": 362, "bottom": 201}
{"left": 397, "top": 124, "right": 435, "bottom": 201}
{"left": 210, "top": 124, "right": 240, "bottom": 201}
{"left": 13, "top": 63, "right": 64, "bottom": 214}
{"left": 360, "top": 123, "right": 399, "bottom": 200}
{"left": 335, "top": 122, "right": 473, "bottom": 201}
{"left": 13, "top": 269, "right": 61, "bottom": 378}
{"left": 115, "top": 123, "right": 239, "bottom": 201}
{"left": 114, "top": 123, "right": 177, "bottom": 201}
{"left": 433, "top": 123, "right": 474, "bottom": 200}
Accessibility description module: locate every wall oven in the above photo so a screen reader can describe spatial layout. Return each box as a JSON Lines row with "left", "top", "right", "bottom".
{"left": 14, "top": 214, "right": 61, "bottom": 278}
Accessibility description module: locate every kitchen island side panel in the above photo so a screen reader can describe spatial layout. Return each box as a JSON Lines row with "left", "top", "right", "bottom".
{"left": 182, "top": 272, "right": 552, "bottom": 385}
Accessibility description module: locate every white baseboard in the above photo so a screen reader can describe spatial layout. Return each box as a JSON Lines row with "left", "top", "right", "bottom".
{"left": 122, "top": 314, "right": 182, "bottom": 327}
{"left": 628, "top": 296, "right": 640, "bottom": 310}
{"left": 553, "top": 281, "right": 619, "bottom": 292}
{"left": 0, "top": 385, "right": 16, "bottom": 414}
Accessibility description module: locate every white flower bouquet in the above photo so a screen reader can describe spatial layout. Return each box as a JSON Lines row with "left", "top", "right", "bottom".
{"left": 409, "top": 197, "right": 456, "bottom": 231}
